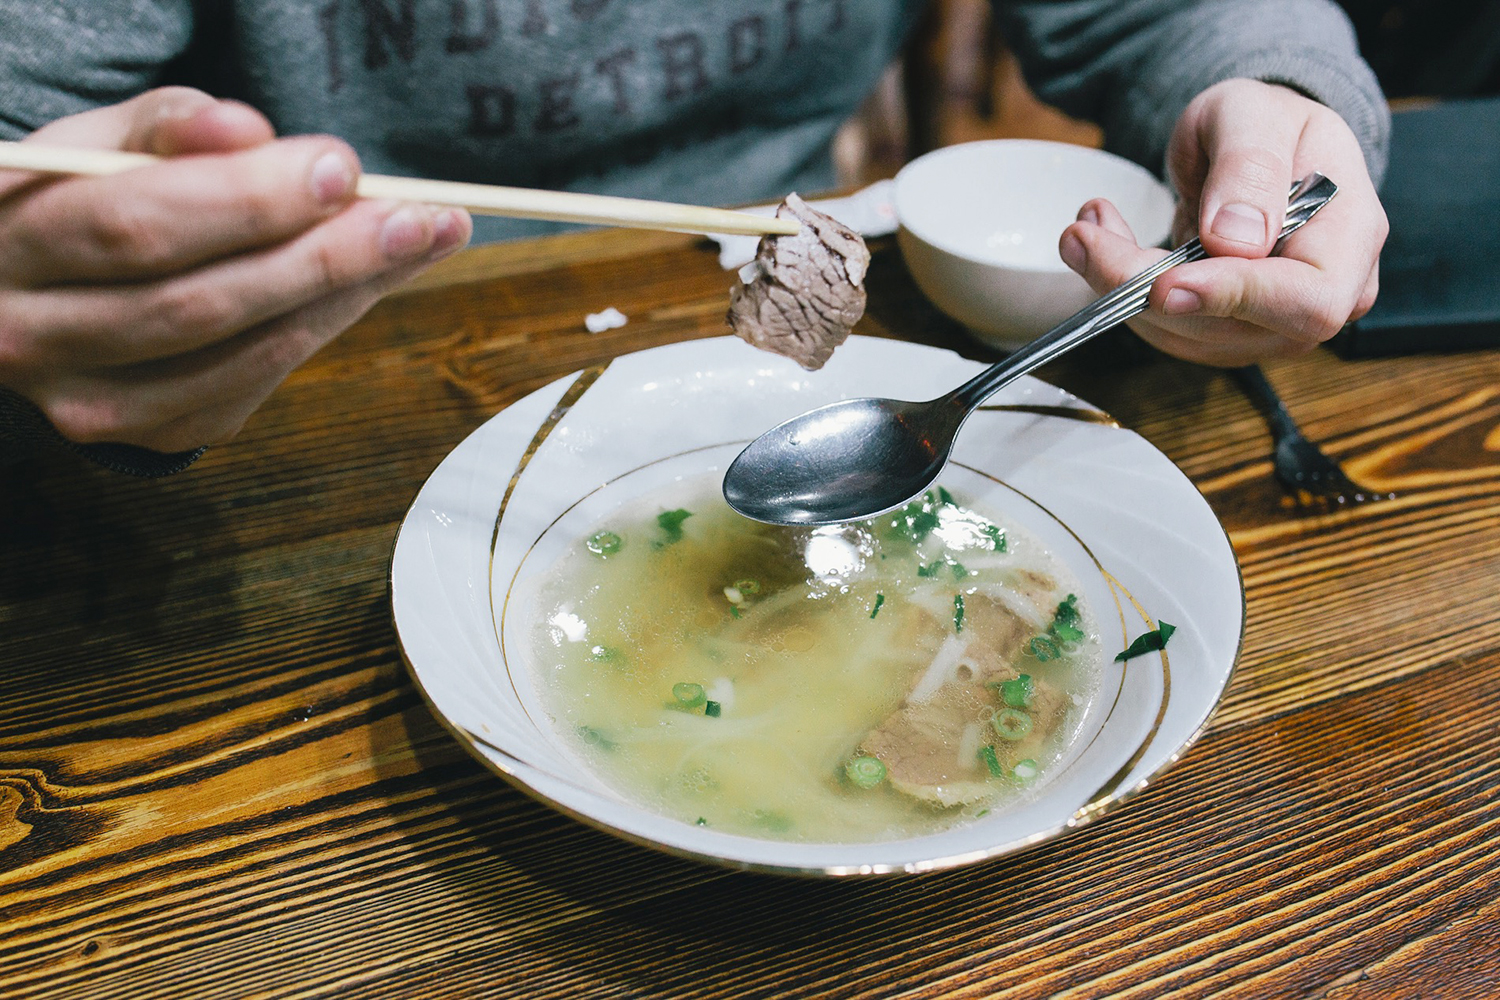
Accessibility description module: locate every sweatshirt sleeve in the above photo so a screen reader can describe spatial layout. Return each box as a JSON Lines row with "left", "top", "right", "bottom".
{"left": 0, "top": 0, "right": 194, "bottom": 139}
{"left": 994, "top": 0, "right": 1391, "bottom": 186}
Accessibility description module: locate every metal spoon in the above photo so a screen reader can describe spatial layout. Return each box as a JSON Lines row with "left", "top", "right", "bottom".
{"left": 723, "top": 173, "right": 1339, "bottom": 525}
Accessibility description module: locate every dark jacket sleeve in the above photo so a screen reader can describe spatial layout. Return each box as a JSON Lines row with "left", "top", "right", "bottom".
{"left": 995, "top": 0, "right": 1391, "bottom": 185}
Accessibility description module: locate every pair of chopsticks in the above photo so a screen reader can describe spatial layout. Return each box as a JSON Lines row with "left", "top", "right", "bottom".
{"left": 0, "top": 139, "right": 800, "bottom": 238}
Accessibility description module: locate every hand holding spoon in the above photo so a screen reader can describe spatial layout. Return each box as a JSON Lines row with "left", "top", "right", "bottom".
{"left": 723, "top": 173, "right": 1339, "bottom": 525}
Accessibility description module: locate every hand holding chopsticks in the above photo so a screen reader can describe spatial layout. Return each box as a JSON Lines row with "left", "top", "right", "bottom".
{"left": 0, "top": 140, "right": 800, "bottom": 238}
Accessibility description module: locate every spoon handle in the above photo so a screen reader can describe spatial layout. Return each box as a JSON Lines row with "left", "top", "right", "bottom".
{"left": 946, "top": 172, "right": 1340, "bottom": 411}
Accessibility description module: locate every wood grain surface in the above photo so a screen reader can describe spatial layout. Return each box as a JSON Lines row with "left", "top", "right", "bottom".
{"left": 2, "top": 226, "right": 1497, "bottom": 1000}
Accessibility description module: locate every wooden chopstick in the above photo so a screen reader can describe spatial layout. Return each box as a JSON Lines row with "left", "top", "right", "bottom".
{"left": 0, "top": 140, "right": 800, "bottom": 238}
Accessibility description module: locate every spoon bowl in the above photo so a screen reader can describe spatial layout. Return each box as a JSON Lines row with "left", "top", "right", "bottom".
{"left": 724, "top": 174, "right": 1339, "bottom": 526}
{"left": 722, "top": 394, "right": 969, "bottom": 524}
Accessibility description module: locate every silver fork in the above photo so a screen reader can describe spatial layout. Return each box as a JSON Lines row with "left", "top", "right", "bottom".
{"left": 1231, "top": 364, "right": 1392, "bottom": 507}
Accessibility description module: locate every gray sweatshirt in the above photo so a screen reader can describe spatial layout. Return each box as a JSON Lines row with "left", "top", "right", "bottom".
{"left": 0, "top": 0, "right": 1387, "bottom": 471}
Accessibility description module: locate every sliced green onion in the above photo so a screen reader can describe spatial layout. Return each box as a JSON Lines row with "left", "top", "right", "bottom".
{"left": 733, "top": 578, "right": 762, "bottom": 595}
{"left": 949, "top": 561, "right": 969, "bottom": 580}
{"left": 730, "top": 606, "right": 743, "bottom": 619}
{"left": 589, "top": 644, "right": 619, "bottom": 662}
{"left": 992, "top": 707, "right": 1033, "bottom": 740}
{"left": 656, "top": 508, "right": 692, "bottom": 543}
{"left": 937, "top": 485, "right": 957, "bottom": 506}
{"left": 695, "top": 816, "right": 707, "bottom": 827}
{"left": 845, "top": 755, "right": 887, "bottom": 789}
{"left": 1053, "top": 594, "right": 1082, "bottom": 629}
{"left": 1012, "top": 759, "right": 1039, "bottom": 782}
{"left": 704, "top": 700, "right": 722, "bottom": 717}
{"left": 978, "top": 744, "right": 1004, "bottom": 778}
{"left": 870, "top": 593, "right": 885, "bottom": 619}
{"left": 1000, "top": 674, "right": 1035, "bottom": 708}
{"left": 672, "top": 682, "right": 706, "bottom": 709}
{"left": 1027, "top": 635, "right": 1060, "bottom": 661}
{"left": 1115, "top": 621, "right": 1178, "bottom": 662}
{"left": 917, "top": 559, "right": 943, "bottom": 578}
{"left": 890, "top": 497, "right": 942, "bottom": 543}
{"left": 954, "top": 594, "right": 965, "bottom": 633}
{"left": 586, "top": 530, "right": 622, "bottom": 555}
{"left": 981, "top": 524, "right": 1007, "bottom": 551}
{"left": 1052, "top": 622, "right": 1086, "bottom": 643}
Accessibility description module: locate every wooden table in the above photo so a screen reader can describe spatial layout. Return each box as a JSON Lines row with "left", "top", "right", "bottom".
{"left": 3, "top": 223, "right": 1498, "bottom": 1000}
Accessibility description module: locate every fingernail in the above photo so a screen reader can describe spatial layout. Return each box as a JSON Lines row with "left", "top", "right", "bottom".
{"left": 310, "top": 152, "right": 355, "bottom": 205}
{"left": 1079, "top": 204, "right": 1100, "bottom": 226}
{"left": 380, "top": 206, "right": 434, "bottom": 261}
{"left": 1163, "top": 288, "right": 1203, "bottom": 315}
{"left": 429, "top": 209, "right": 468, "bottom": 259}
{"left": 1059, "top": 232, "right": 1087, "bottom": 272}
{"left": 1211, "top": 203, "right": 1268, "bottom": 246}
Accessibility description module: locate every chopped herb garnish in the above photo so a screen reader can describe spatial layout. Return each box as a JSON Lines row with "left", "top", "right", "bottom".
{"left": 870, "top": 593, "right": 885, "bottom": 619}
{"left": 704, "top": 700, "right": 722, "bottom": 717}
{"left": 1052, "top": 622, "right": 1086, "bottom": 643}
{"left": 1024, "top": 595, "right": 1087, "bottom": 661}
{"left": 1115, "top": 621, "right": 1178, "bottom": 662}
{"left": 655, "top": 508, "right": 693, "bottom": 544}
{"left": 1012, "top": 759, "right": 1039, "bottom": 782}
{"left": 950, "top": 561, "right": 969, "bottom": 580}
{"left": 695, "top": 817, "right": 708, "bottom": 827}
{"left": 889, "top": 495, "right": 943, "bottom": 543}
{"left": 981, "top": 524, "right": 1007, "bottom": 552}
{"left": 953, "top": 593, "right": 965, "bottom": 633}
{"left": 845, "top": 755, "right": 888, "bottom": 789}
{"left": 917, "top": 559, "right": 943, "bottom": 578}
{"left": 1000, "top": 674, "right": 1035, "bottom": 708}
{"left": 586, "top": 530, "right": 622, "bottom": 556}
{"left": 991, "top": 707, "right": 1033, "bottom": 740}
{"left": 937, "top": 486, "right": 957, "bottom": 506}
{"left": 589, "top": 644, "right": 620, "bottom": 662}
{"left": 1027, "top": 635, "right": 1060, "bottom": 661}
{"left": 979, "top": 744, "right": 1004, "bottom": 778}
{"left": 729, "top": 606, "right": 743, "bottom": 619}
{"left": 672, "top": 682, "right": 706, "bottom": 709}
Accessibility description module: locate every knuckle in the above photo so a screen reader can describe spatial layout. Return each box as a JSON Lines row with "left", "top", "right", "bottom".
{"left": 225, "top": 167, "right": 298, "bottom": 241}
{"left": 145, "top": 281, "right": 239, "bottom": 341}
{"left": 307, "top": 239, "right": 354, "bottom": 294}
{"left": 250, "top": 316, "right": 323, "bottom": 380}
{"left": 85, "top": 198, "right": 175, "bottom": 268}
{"left": 1301, "top": 282, "right": 1349, "bottom": 343}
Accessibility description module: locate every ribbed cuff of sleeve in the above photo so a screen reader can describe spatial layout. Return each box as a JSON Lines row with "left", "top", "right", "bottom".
{"left": 1, "top": 386, "right": 206, "bottom": 477}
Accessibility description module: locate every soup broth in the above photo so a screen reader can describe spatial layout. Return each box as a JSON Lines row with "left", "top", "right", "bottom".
{"left": 528, "top": 478, "right": 1100, "bottom": 842}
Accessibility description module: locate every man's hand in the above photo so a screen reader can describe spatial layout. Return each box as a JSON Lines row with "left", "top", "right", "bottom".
{"left": 1058, "top": 78, "right": 1387, "bottom": 367}
{"left": 0, "top": 87, "right": 471, "bottom": 453}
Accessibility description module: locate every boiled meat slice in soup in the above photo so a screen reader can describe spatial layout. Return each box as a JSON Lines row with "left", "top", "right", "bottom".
{"left": 860, "top": 575, "right": 1071, "bottom": 808}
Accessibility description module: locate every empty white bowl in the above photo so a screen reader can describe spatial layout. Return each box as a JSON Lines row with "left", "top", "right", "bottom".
{"left": 894, "top": 139, "right": 1176, "bottom": 349}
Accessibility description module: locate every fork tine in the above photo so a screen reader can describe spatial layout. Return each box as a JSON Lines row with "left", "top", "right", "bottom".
{"left": 1234, "top": 365, "right": 1392, "bottom": 508}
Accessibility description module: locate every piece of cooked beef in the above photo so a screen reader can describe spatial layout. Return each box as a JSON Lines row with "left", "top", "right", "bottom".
{"left": 726, "top": 192, "right": 870, "bottom": 371}
{"left": 859, "top": 583, "right": 1070, "bottom": 808}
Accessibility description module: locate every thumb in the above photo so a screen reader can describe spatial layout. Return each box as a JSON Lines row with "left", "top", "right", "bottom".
{"left": 1185, "top": 82, "right": 1304, "bottom": 260}
{"left": 28, "top": 86, "right": 276, "bottom": 157}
